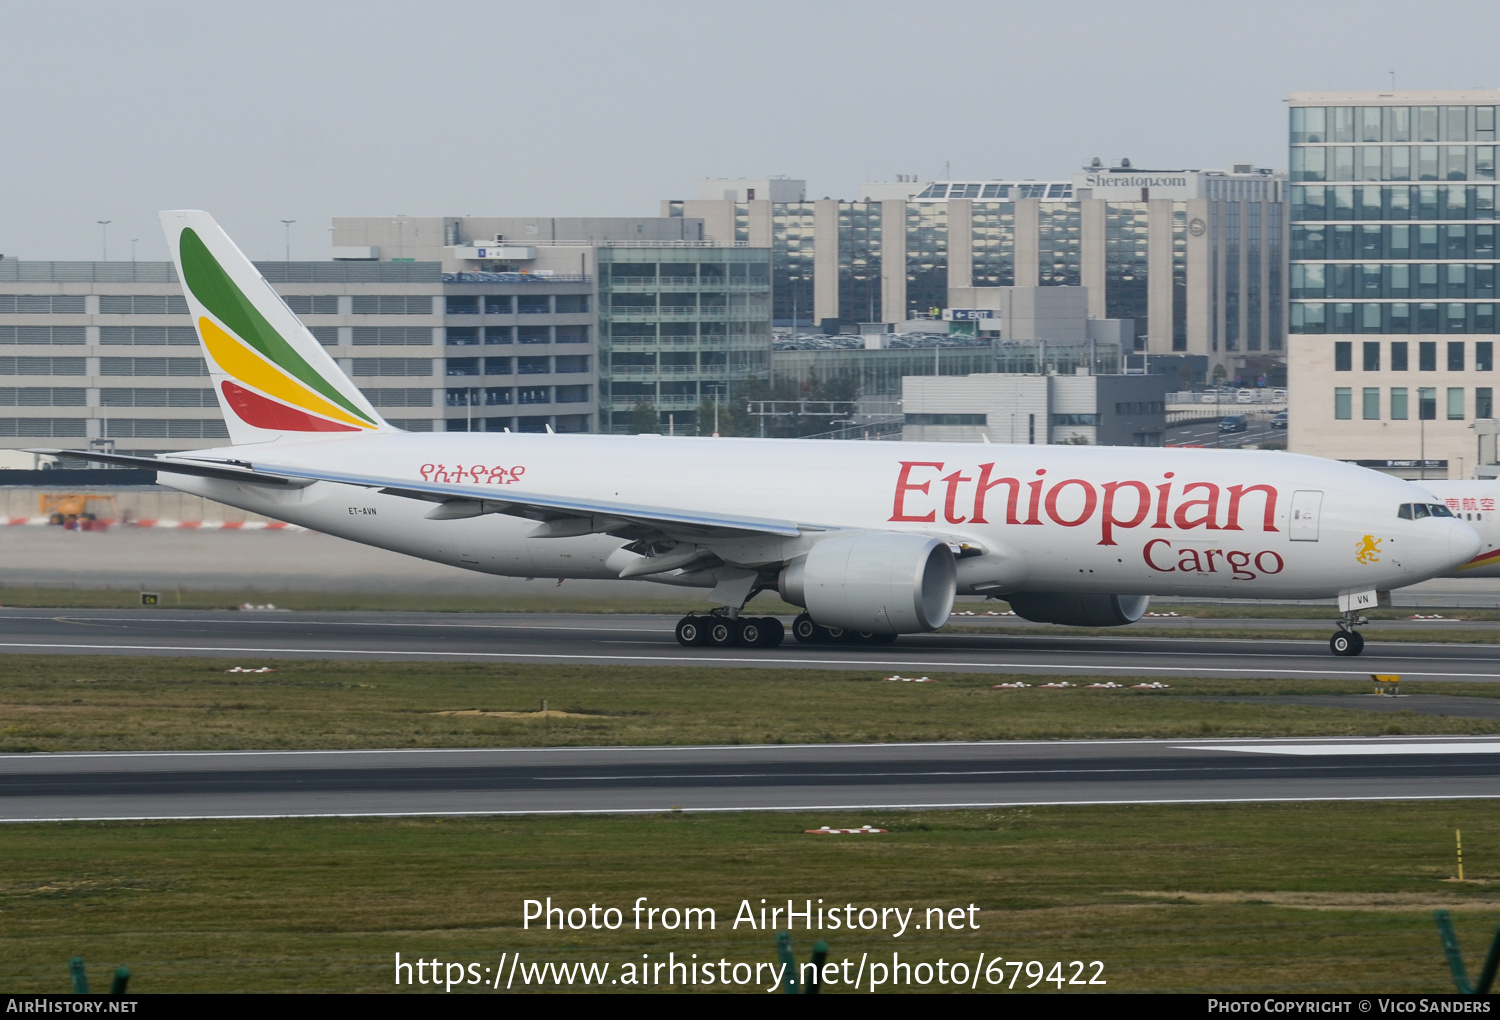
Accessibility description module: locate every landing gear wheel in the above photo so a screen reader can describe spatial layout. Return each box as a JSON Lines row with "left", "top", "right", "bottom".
{"left": 736, "top": 618, "right": 765, "bottom": 647}
{"left": 707, "top": 619, "right": 739, "bottom": 647}
{"left": 675, "top": 616, "right": 710, "bottom": 647}
{"left": 1329, "top": 630, "right": 1365, "bottom": 656}
{"left": 757, "top": 618, "right": 785, "bottom": 648}
{"left": 856, "top": 631, "right": 898, "bottom": 646}
{"left": 792, "top": 613, "right": 824, "bottom": 643}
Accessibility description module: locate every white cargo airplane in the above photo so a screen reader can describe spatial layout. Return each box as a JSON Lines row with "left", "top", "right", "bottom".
{"left": 38, "top": 212, "right": 1484, "bottom": 657}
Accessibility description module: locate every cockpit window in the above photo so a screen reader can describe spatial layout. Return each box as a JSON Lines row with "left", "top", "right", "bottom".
{"left": 1401, "top": 502, "right": 1456, "bottom": 519}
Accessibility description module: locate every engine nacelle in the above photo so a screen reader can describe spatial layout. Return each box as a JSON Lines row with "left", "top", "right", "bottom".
{"left": 779, "top": 533, "right": 957, "bottom": 634}
{"left": 1005, "top": 592, "right": 1150, "bottom": 628}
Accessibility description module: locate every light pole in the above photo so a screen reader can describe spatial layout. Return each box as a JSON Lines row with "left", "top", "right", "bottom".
{"left": 281, "top": 220, "right": 295, "bottom": 264}
{"left": 96, "top": 221, "right": 111, "bottom": 261}
{"left": 704, "top": 383, "right": 724, "bottom": 436}
{"left": 130, "top": 238, "right": 138, "bottom": 263}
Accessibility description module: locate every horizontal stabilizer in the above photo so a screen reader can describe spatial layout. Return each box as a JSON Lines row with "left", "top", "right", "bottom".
{"left": 27, "top": 449, "right": 304, "bottom": 486}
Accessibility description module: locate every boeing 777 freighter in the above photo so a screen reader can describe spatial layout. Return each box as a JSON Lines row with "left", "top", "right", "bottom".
{"left": 38, "top": 212, "right": 1484, "bottom": 656}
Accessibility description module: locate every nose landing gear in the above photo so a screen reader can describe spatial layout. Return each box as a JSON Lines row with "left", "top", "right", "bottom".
{"left": 1329, "top": 611, "right": 1367, "bottom": 656}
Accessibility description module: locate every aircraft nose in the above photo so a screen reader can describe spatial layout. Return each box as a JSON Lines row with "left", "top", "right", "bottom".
{"left": 1449, "top": 519, "right": 1482, "bottom": 569}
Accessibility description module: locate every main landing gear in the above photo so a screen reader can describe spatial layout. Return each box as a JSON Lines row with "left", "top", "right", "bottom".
{"left": 791, "top": 612, "right": 897, "bottom": 646}
{"left": 1329, "top": 611, "right": 1367, "bottom": 656}
{"left": 675, "top": 612, "right": 785, "bottom": 648}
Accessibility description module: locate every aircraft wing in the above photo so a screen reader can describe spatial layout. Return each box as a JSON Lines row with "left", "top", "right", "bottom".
{"left": 264, "top": 463, "right": 812, "bottom": 539}
{"left": 33, "top": 450, "right": 811, "bottom": 541}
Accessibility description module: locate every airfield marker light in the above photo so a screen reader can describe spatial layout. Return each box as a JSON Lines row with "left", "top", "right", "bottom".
{"left": 64, "top": 958, "right": 130, "bottom": 995}
{"left": 1435, "top": 909, "right": 1500, "bottom": 994}
{"left": 775, "top": 931, "right": 798, "bottom": 993}
{"left": 1371, "top": 673, "right": 1400, "bottom": 696}
{"left": 772, "top": 934, "right": 832, "bottom": 993}
{"left": 1458, "top": 829, "right": 1465, "bottom": 882}
{"left": 808, "top": 940, "right": 829, "bottom": 995}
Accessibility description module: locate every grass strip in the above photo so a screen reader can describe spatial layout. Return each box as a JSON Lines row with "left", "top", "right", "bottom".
{"left": 2, "top": 656, "right": 1498, "bottom": 754}
{"left": 1, "top": 802, "right": 1496, "bottom": 992}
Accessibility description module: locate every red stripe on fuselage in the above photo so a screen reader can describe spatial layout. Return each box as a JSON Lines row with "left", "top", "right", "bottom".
{"left": 1457, "top": 547, "right": 1500, "bottom": 570}
{"left": 221, "top": 381, "right": 361, "bottom": 433}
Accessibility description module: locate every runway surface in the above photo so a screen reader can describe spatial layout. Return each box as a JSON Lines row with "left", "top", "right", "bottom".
{"left": 1, "top": 608, "right": 1498, "bottom": 682}
{"left": 4, "top": 736, "right": 1498, "bottom": 821}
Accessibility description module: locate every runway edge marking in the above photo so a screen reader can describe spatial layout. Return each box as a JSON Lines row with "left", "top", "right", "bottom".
{"left": 6, "top": 792, "right": 1500, "bottom": 824}
{"left": 2, "top": 641, "right": 1499, "bottom": 680}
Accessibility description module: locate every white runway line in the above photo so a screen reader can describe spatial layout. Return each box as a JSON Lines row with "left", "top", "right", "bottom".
{"left": 7, "top": 793, "right": 1500, "bottom": 824}
{"left": 1187, "top": 742, "right": 1500, "bottom": 756}
{"left": 9, "top": 735, "right": 1470, "bottom": 762}
{"left": 3, "top": 639, "right": 1500, "bottom": 679}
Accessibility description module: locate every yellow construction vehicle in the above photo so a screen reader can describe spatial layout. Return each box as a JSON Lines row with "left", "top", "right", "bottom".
{"left": 40, "top": 494, "right": 115, "bottom": 530}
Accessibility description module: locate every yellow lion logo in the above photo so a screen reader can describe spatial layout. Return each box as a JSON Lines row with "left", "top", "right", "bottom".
{"left": 1356, "top": 535, "right": 1382, "bottom": 564}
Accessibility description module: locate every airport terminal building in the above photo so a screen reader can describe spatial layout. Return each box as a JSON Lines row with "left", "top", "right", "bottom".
{"left": 330, "top": 215, "right": 774, "bottom": 435}
{"left": 0, "top": 211, "right": 775, "bottom": 452}
{"left": 666, "top": 165, "right": 1287, "bottom": 381}
{"left": 1287, "top": 91, "right": 1500, "bottom": 478}
{"left": 0, "top": 159, "right": 1291, "bottom": 456}
{"left": 0, "top": 257, "right": 598, "bottom": 457}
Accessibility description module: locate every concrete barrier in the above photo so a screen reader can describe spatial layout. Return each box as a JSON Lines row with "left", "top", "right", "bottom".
{"left": 0, "top": 487, "right": 285, "bottom": 528}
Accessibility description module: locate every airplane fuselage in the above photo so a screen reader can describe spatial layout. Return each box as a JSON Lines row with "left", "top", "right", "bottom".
{"left": 161, "top": 432, "right": 1478, "bottom": 603}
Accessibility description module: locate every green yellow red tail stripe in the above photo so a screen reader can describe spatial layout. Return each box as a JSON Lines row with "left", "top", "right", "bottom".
{"left": 161, "top": 210, "right": 388, "bottom": 442}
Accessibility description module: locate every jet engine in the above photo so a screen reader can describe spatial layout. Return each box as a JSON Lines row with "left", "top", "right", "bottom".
{"left": 779, "top": 533, "right": 957, "bottom": 634}
{"left": 1004, "top": 592, "right": 1150, "bottom": 627}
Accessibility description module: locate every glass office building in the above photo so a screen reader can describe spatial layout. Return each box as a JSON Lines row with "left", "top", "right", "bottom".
{"left": 1287, "top": 91, "right": 1500, "bottom": 477}
{"left": 597, "top": 245, "right": 772, "bottom": 433}
{"left": 670, "top": 166, "right": 1285, "bottom": 381}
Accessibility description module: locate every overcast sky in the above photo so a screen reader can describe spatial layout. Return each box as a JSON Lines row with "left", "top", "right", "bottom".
{"left": 2, "top": 0, "right": 1498, "bottom": 263}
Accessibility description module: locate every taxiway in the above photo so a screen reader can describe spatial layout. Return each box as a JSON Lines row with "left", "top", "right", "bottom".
{"left": 3, "top": 736, "right": 1497, "bottom": 821}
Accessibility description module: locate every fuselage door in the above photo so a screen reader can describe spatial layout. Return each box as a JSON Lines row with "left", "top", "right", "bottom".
{"left": 1289, "top": 490, "right": 1323, "bottom": 542}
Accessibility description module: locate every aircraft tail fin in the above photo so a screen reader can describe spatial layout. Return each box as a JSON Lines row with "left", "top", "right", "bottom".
{"left": 160, "top": 210, "right": 391, "bottom": 444}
